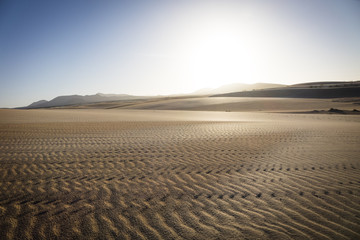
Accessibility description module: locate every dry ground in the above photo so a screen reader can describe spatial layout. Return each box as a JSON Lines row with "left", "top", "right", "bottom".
{"left": 0, "top": 109, "right": 359, "bottom": 239}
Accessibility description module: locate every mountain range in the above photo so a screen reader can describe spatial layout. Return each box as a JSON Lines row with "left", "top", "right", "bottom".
{"left": 24, "top": 83, "right": 284, "bottom": 108}
{"left": 23, "top": 81, "right": 359, "bottom": 109}
{"left": 25, "top": 93, "right": 145, "bottom": 109}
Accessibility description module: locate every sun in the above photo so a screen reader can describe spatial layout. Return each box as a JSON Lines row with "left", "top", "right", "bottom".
{"left": 176, "top": 22, "right": 258, "bottom": 91}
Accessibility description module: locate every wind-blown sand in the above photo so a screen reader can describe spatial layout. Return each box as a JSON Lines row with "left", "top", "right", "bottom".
{"left": 0, "top": 109, "right": 359, "bottom": 239}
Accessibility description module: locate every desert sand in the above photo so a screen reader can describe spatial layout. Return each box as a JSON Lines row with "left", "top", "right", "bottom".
{"left": 53, "top": 97, "right": 360, "bottom": 113}
{"left": 0, "top": 108, "right": 359, "bottom": 239}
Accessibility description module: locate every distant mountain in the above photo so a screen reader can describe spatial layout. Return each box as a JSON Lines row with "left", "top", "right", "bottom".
{"left": 192, "top": 83, "right": 286, "bottom": 95}
{"left": 24, "top": 93, "right": 145, "bottom": 109}
{"left": 24, "top": 81, "right": 359, "bottom": 109}
{"left": 212, "top": 81, "right": 360, "bottom": 98}
{"left": 27, "top": 100, "right": 48, "bottom": 108}
{"left": 23, "top": 83, "right": 286, "bottom": 109}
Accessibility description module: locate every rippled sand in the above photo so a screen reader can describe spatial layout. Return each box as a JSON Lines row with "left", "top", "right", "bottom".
{"left": 0, "top": 109, "right": 359, "bottom": 239}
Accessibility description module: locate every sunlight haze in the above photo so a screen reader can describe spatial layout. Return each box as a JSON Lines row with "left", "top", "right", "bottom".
{"left": 1, "top": 0, "right": 359, "bottom": 107}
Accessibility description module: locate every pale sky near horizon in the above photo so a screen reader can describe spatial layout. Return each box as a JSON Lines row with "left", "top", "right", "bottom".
{"left": 0, "top": 0, "right": 359, "bottom": 108}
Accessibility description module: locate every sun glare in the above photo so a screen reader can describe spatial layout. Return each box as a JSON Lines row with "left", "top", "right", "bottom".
{"left": 189, "top": 31, "right": 254, "bottom": 87}
{"left": 175, "top": 15, "right": 260, "bottom": 90}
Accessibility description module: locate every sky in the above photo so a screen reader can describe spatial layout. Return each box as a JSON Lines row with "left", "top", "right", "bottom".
{"left": 0, "top": 0, "right": 359, "bottom": 108}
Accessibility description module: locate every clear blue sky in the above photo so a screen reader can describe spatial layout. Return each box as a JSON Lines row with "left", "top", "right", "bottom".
{"left": 1, "top": 0, "right": 359, "bottom": 107}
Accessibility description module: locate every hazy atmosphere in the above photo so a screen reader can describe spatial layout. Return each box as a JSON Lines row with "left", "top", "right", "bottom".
{"left": 1, "top": 0, "right": 360, "bottom": 107}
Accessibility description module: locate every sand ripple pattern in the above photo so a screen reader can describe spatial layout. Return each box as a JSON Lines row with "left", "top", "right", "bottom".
{"left": 0, "top": 116, "right": 360, "bottom": 239}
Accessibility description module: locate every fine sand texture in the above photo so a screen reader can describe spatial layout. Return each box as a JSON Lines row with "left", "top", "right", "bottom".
{"left": 0, "top": 109, "right": 360, "bottom": 239}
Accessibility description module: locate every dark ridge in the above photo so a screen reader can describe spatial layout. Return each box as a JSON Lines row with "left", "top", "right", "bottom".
{"left": 212, "top": 86, "right": 360, "bottom": 99}
{"left": 22, "top": 93, "right": 147, "bottom": 109}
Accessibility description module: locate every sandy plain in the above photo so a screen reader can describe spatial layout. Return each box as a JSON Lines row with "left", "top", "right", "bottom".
{"left": 0, "top": 104, "right": 360, "bottom": 239}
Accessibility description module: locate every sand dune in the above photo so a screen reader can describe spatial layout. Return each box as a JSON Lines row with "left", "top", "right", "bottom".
{"left": 53, "top": 97, "right": 360, "bottom": 113}
{"left": 0, "top": 109, "right": 359, "bottom": 239}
